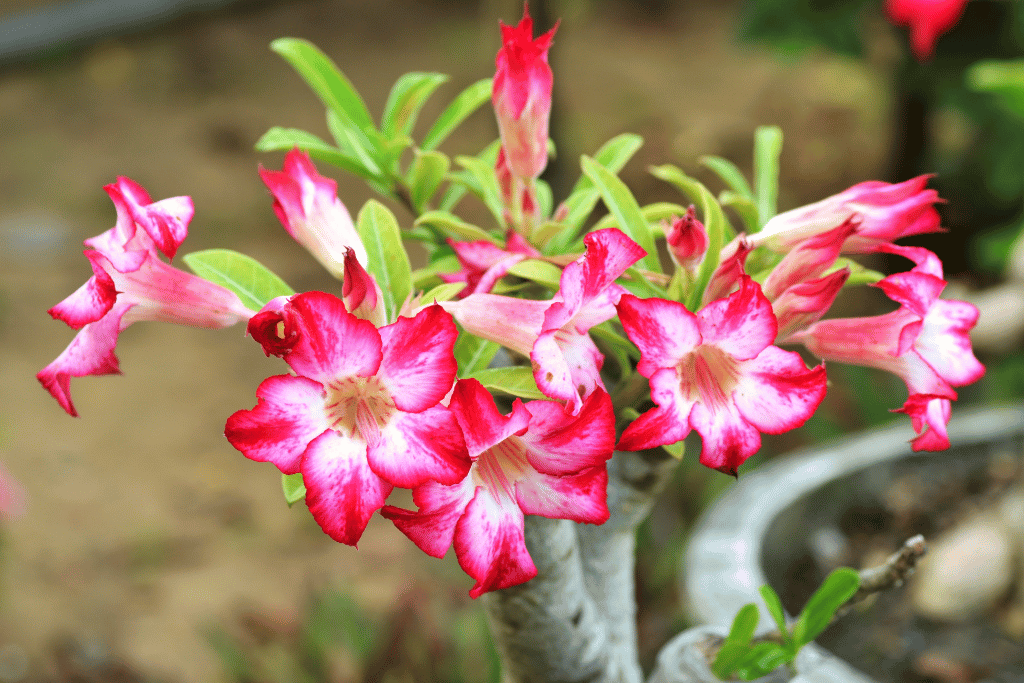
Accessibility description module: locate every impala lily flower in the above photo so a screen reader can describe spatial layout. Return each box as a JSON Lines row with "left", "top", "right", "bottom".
{"left": 260, "top": 149, "right": 367, "bottom": 279}
{"left": 751, "top": 176, "right": 942, "bottom": 254}
{"left": 226, "top": 291, "right": 470, "bottom": 546}
{"left": 792, "top": 245, "right": 984, "bottom": 451}
{"left": 341, "top": 248, "right": 386, "bottom": 326}
{"left": 438, "top": 230, "right": 540, "bottom": 298}
{"left": 38, "top": 178, "right": 255, "bottom": 417}
{"left": 443, "top": 229, "right": 645, "bottom": 414}
{"left": 885, "top": 0, "right": 968, "bottom": 61}
{"left": 665, "top": 206, "right": 709, "bottom": 274}
{"left": 382, "top": 378, "right": 614, "bottom": 597}
{"left": 616, "top": 277, "right": 828, "bottom": 475}
{"left": 493, "top": 5, "right": 558, "bottom": 181}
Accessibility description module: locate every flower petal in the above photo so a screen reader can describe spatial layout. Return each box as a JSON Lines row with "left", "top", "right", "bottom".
{"left": 688, "top": 400, "right": 763, "bottom": 476}
{"left": 449, "top": 379, "right": 530, "bottom": 457}
{"left": 381, "top": 478, "right": 476, "bottom": 558}
{"left": 453, "top": 488, "right": 536, "bottom": 598}
{"left": 616, "top": 294, "right": 700, "bottom": 378}
{"left": 301, "top": 430, "right": 392, "bottom": 547}
{"left": 369, "top": 406, "right": 470, "bottom": 488}
{"left": 519, "top": 389, "right": 615, "bottom": 476}
{"left": 698, "top": 277, "right": 777, "bottom": 361}
{"left": 733, "top": 346, "right": 827, "bottom": 435}
{"left": 48, "top": 258, "right": 117, "bottom": 329}
{"left": 378, "top": 305, "right": 459, "bottom": 413}
{"left": 225, "top": 374, "right": 329, "bottom": 475}
{"left": 617, "top": 368, "right": 695, "bottom": 451}
{"left": 530, "top": 328, "right": 604, "bottom": 414}
{"left": 441, "top": 294, "right": 547, "bottom": 357}
{"left": 515, "top": 465, "right": 609, "bottom": 524}
{"left": 281, "top": 291, "right": 383, "bottom": 384}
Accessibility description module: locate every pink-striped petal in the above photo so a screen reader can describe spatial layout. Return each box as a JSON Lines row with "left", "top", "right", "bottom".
{"left": 733, "top": 346, "right": 827, "bottom": 434}
{"left": 449, "top": 379, "right": 530, "bottom": 457}
{"left": 688, "top": 400, "right": 763, "bottom": 476}
{"left": 301, "top": 430, "right": 392, "bottom": 547}
{"left": 280, "top": 292, "right": 383, "bottom": 384}
{"left": 381, "top": 478, "right": 476, "bottom": 558}
{"left": 617, "top": 368, "right": 696, "bottom": 451}
{"left": 453, "top": 488, "right": 537, "bottom": 598}
{"left": 697, "top": 277, "right": 777, "bottom": 361}
{"left": 519, "top": 389, "right": 615, "bottom": 476}
{"left": 616, "top": 295, "right": 700, "bottom": 378}
{"left": 896, "top": 395, "right": 952, "bottom": 451}
{"left": 441, "top": 294, "right": 547, "bottom": 357}
{"left": 225, "top": 374, "right": 329, "bottom": 475}
{"left": 369, "top": 406, "right": 470, "bottom": 488}
{"left": 530, "top": 328, "right": 604, "bottom": 413}
{"left": 515, "top": 465, "right": 609, "bottom": 524}
{"left": 48, "top": 259, "right": 117, "bottom": 329}
{"left": 917, "top": 299, "right": 984, "bottom": 386}
{"left": 378, "top": 305, "right": 459, "bottom": 413}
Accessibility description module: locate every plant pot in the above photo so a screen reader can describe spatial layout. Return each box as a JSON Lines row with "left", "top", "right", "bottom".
{"left": 683, "top": 405, "right": 1024, "bottom": 683}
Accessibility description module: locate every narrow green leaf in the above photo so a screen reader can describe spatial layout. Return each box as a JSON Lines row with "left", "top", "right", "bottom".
{"left": 549, "top": 133, "right": 643, "bottom": 252}
{"left": 581, "top": 155, "right": 659, "bottom": 272}
{"left": 535, "top": 178, "right": 554, "bottom": 220}
{"left": 182, "top": 249, "right": 295, "bottom": 311}
{"left": 649, "top": 165, "right": 729, "bottom": 312}
{"left": 423, "top": 78, "right": 492, "bottom": 151}
{"left": 408, "top": 150, "right": 450, "bottom": 213}
{"left": 282, "top": 473, "right": 306, "bottom": 506}
{"left": 592, "top": 201, "right": 690, "bottom": 233}
{"left": 412, "top": 254, "right": 460, "bottom": 288}
{"left": 700, "top": 155, "right": 754, "bottom": 200}
{"left": 759, "top": 585, "right": 790, "bottom": 638}
{"left": 356, "top": 201, "right": 413, "bottom": 322}
{"left": 792, "top": 568, "right": 860, "bottom": 648}
{"left": 719, "top": 191, "right": 759, "bottom": 233}
{"left": 255, "top": 127, "right": 377, "bottom": 180}
{"left": 506, "top": 259, "right": 563, "bottom": 290}
{"left": 415, "top": 210, "right": 500, "bottom": 244}
{"left": 966, "top": 59, "right": 1024, "bottom": 119}
{"left": 455, "top": 155, "right": 505, "bottom": 226}
{"left": 271, "top": 38, "right": 374, "bottom": 131}
{"left": 623, "top": 266, "right": 667, "bottom": 299}
{"left": 455, "top": 335, "right": 501, "bottom": 375}
{"left": 753, "top": 125, "right": 783, "bottom": 229}
{"left": 712, "top": 603, "right": 760, "bottom": 679}
{"left": 468, "top": 366, "right": 545, "bottom": 400}
{"left": 381, "top": 72, "right": 449, "bottom": 139}
{"left": 419, "top": 281, "right": 466, "bottom": 304}
{"left": 735, "top": 642, "right": 791, "bottom": 680}
{"left": 661, "top": 440, "right": 685, "bottom": 459}
{"left": 831, "top": 258, "right": 885, "bottom": 286}
{"left": 327, "top": 111, "right": 383, "bottom": 178}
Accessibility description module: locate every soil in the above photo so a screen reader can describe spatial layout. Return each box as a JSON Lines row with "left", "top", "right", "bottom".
{"left": 775, "top": 432, "right": 1024, "bottom": 683}
{"left": 0, "top": 0, "right": 909, "bottom": 680}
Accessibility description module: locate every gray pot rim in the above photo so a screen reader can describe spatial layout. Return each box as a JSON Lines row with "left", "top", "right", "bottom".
{"left": 683, "top": 403, "right": 1024, "bottom": 683}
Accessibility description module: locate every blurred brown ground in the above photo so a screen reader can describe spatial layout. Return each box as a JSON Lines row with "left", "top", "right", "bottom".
{"left": 0, "top": 0, "right": 896, "bottom": 680}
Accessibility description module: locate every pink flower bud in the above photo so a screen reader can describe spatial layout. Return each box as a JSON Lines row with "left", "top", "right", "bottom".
{"left": 885, "top": 0, "right": 968, "bottom": 61}
{"left": 492, "top": 5, "right": 558, "bottom": 180}
{"left": 666, "top": 206, "right": 708, "bottom": 272}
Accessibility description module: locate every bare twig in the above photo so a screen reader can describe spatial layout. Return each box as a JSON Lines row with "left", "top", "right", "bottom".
{"left": 838, "top": 533, "right": 927, "bottom": 616}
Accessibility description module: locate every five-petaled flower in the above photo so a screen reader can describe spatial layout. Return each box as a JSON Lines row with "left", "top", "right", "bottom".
{"left": 382, "top": 378, "right": 614, "bottom": 597}
{"left": 260, "top": 149, "right": 367, "bottom": 279}
{"left": 616, "top": 277, "right": 828, "bottom": 476}
{"left": 38, "top": 177, "right": 255, "bottom": 417}
{"left": 792, "top": 244, "right": 984, "bottom": 451}
{"left": 226, "top": 291, "right": 470, "bottom": 546}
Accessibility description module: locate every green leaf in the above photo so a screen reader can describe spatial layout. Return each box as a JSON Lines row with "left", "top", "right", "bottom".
{"left": 593, "top": 201, "right": 690, "bottom": 233}
{"left": 712, "top": 603, "right": 760, "bottom": 680}
{"left": 455, "top": 155, "right": 506, "bottom": 226}
{"left": 719, "top": 191, "right": 759, "bottom": 234}
{"left": 455, "top": 335, "right": 501, "bottom": 375}
{"left": 550, "top": 133, "right": 643, "bottom": 252}
{"left": 415, "top": 210, "right": 500, "bottom": 244}
{"left": 408, "top": 150, "right": 450, "bottom": 213}
{"left": 753, "top": 125, "right": 783, "bottom": 229}
{"left": 661, "top": 440, "right": 685, "bottom": 459}
{"left": 700, "top": 155, "right": 754, "bottom": 200}
{"left": 759, "top": 585, "right": 790, "bottom": 644}
{"left": 412, "top": 254, "right": 460, "bottom": 288}
{"left": 792, "top": 567, "right": 860, "bottom": 648}
{"left": 649, "top": 165, "right": 729, "bottom": 311}
{"left": 356, "top": 200, "right": 413, "bottom": 322}
{"left": 468, "top": 366, "right": 545, "bottom": 400}
{"left": 326, "top": 110, "right": 383, "bottom": 178}
{"left": 735, "top": 642, "right": 791, "bottom": 680}
{"left": 282, "top": 473, "right": 306, "bottom": 506}
{"left": 271, "top": 38, "right": 374, "bottom": 132}
{"left": 255, "top": 127, "right": 377, "bottom": 180}
{"left": 182, "top": 249, "right": 295, "bottom": 311}
{"left": 830, "top": 257, "right": 885, "bottom": 286}
{"left": 966, "top": 59, "right": 1024, "bottom": 119}
{"left": 419, "top": 281, "right": 466, "bottom": 304}
{"left": 422, "top": 78, "right": 492, "bottom": 151}
{"left": 623, "top": 266, "right": 667, "bottom": 299}
{"left": 381, "top": 72, "right": 449, "bottom": 139}
{"left": 581, "top": 155, "right": 660, "bottom": 272}
{"left": 506, "top": 259, "right": 563, "bottom": 290}
{"left": 535, "top": 178, "right": 554, "bottom": 221}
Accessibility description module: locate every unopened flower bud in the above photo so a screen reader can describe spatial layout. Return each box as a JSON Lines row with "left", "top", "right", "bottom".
{"left": 666, "top": 205, "right": 708, "bottom": 272}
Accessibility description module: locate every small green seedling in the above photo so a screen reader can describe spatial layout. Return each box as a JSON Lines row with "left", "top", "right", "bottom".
{"left": 711, "top": 568, "right": 860, "bottom": 680}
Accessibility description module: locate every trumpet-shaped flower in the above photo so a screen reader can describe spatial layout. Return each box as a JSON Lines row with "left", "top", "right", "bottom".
{"left": 751, "top": 176, "right": 942, "bottom": 254}
{"left": 792, "top": 245, "right": 984, "bottom": 451}
{"left": 38, "top": 178, "right": 255, "bottom": 416}
{"left": 493, "top": 5, "right": 558, "bottom": 180}
{"left": 226, "top": 291, "right": 470, "bottom": 546}
{"left": 382, "top": 378, "right": 614, "bottom": 597}
{"left": 616, "top": 277, "right": 828, "bottom": 475}
{"left": 260, "top": 149, "right": 367, "bottom": 279}
{"left": 442, "top": 229, "right": 646, "bottom": 414}
{"left": 885, "top": 0, "right": 968, "bottom": 61}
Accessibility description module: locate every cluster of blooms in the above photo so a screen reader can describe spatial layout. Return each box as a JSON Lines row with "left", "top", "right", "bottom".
{"left": 38, "top": 6, "right": 983, "bottom": 596}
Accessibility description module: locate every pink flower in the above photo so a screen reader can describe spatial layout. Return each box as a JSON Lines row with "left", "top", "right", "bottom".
{"left": 382, "top": 378, "right": 614, "bottom": 597}
{"left": 885, "top": 0, "right": 968, "bottom": 61}
{"left": 793, "top": 245, "right": 984, "bottom": 451}
{"left": 341, "top": 248, "right": 386, "bottom": 326}
{"left": 442, "top": 229, "right": 646, "bottom": 414}
{"left": 616, "top": 277, "right": 828, "bottom": 476}
{"left": 751, "top": 176, "right": 942, "bottom": 254}
{"left": 226, "top": 291, "right": 470, "bottom": 546}
{"left": 259, "top": 149, "right": 367, "bottom": 279}
{"left": 439, "top": 230, "right": 540, "bottom": 298}
{"left": 493, "top": 4, "right": 558, "bottom": 180}
{"left": 38, "top": 178, "right": 255, "bottom": 417}
{"left": 666, "top": 206, "right": 709, "bottom": 274}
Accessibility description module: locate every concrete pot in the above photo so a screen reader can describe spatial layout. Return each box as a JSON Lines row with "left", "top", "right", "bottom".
{"left": 683, "top": 404, "right": 1024, "bottom": 683}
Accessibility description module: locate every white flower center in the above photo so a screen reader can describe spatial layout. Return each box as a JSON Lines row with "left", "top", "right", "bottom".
{"left": 680, "top": 345, "right": 740, "bottom": 410}
{"left": 323, "top": 376, "right": 395, "bottom": 446}
{"left": 471, "top": 437, "right": 528, "bottom": 502}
